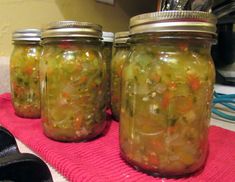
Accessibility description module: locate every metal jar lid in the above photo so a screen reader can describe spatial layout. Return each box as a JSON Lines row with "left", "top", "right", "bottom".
{"left": 114, "top": 31, "right": 129, "bottom": 44}
{"left": 102, "top": 31, "right": 114, "bottom": 42}
{"left": 12, "top": 29, "right": 41, "bottom": 42}
{"left": 42, "top": 21, "right": 102, "bottom": 39}
{"left": 130, "top": 11, "right": 217, "bottom": 36}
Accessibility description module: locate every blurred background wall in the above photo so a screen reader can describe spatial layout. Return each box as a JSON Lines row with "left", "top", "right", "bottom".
{"left": 0, "top": 0, "right": 156, "bottom": 93}
{"left": 0, "top": 0, "right": 130, "bottom": 56}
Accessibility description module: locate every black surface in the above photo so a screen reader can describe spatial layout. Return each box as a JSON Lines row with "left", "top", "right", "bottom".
{"left": 212, "top": 0, "right": 235, "bottom": 86}
{"left": 0, "top": 127, "right": 19, "bottom": 157}
{"left": 0, "top": 126, "right": 53, "bottom": 182}
{"left": 0, "top": 153, "right": 53, "bottom": 182}
{"left": 212, "top": 23, "right": 235, "bottom": 68}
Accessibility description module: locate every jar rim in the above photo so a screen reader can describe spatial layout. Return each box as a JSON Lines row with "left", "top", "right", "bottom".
{"left": 130, "top": 11, "right": 217, "bottom": 36}
{"left": 12, "top": 29, "right": 41, "bottom": 42}
{"left": 114, "top": 31, "right": 130, "bottom": 44}
{"left": 102, "top": 31, "right": 114, "bottom": 42}
{"left": 42, "top": 21, "right": 102, "bottom": 39}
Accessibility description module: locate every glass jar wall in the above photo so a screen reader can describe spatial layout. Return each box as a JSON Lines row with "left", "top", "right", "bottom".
{"left": 111, "top": 31, "right": 130, "bottom": 121}
{"left": 120, "top": 11, "right": 217, "bottom": 177}
{"left": 102, "top": 32, "right": 114, "bottom": 109}
{"left": 10, "top": 29, "right": 41, "bottom": 118}
{"left": 40, "top": 21, "right": 106, "bottom": 142}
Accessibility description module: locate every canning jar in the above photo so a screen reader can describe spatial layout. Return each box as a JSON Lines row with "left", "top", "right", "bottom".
{"left": 102, "top": 31, "right": 114, "bottom": 108}
{"left": 120, "top": 11, "right": 217, "bottom": 177}
{"left": 111, "top": 31, "right": 130, "bottom": 121}
{"left": 40, "top": 21, "right": 106, "bottom": 142}
{"left": 10, "top": 29, "right": 41, "bottom": 118}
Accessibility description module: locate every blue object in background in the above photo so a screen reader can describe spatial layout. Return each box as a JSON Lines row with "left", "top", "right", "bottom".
{"left": 212, "top": 92, "right": 235, "bottom": 122}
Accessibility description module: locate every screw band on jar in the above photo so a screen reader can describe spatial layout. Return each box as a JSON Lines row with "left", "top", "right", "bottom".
{"left": 102, "top": 31, "right": 114, "bottom": 43}
{"left": 114, "top": 31, "right": 130, "bottom": 44}
{"left": 12, "top": 29, "right": 41, "bottom": 42}
{"left": 41, "top": 20, "right": 102, "bottom": 39}
{"left": 10, "top": 29, "right": 42, "bottom": 118}
{"left": 129, "top": 11, "right": 217, "bottom": 36}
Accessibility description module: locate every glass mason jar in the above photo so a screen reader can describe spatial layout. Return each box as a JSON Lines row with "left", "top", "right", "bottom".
{"left": 10, "top": 29, "right": 42, "bottom": 118}
{"left": 120, "top": 11, "right": 217, "bottom": 177}
{"left": 102, "top": 31, "right": 114, "bottom": 109}
{"left": 111, "top": 31, "right": 130, "bottom": 121}
{"left": 40, "top": 21, "right": 106, "bottom": 142}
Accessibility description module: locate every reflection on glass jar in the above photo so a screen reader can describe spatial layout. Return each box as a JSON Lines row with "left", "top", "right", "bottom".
{"left": 111, "top": 31, "right": 130, "bottom": 121}
{"left": 10, "top": 29, "right": 41, "bottom": 118}
{"left": 40, "top": 21, "right": 106, "bottom": 142}
{"left": 102, "top": 31, "right": 114, "bottom": 109}
{"left": 120, "top": 11, "right": 217, "bottom": 177}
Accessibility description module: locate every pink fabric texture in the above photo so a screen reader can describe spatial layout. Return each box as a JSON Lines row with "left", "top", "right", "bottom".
{"left": 0, "top": 93, "right": 235, "bottom": 182}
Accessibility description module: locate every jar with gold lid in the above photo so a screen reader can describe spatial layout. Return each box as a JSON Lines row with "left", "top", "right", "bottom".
{"left": 102, "top": 31, "right": 114, "bottom": 109}
{"left": 120, "top": 11, "right": 217, "bottom": 177}
{"left": 40, "top": 21, "right": 106, "bottom": 142}
{"left": 10, "top": 29, "right": 42, "bottom": 118}
{"left": 111, "top": 31, "right": 130, "bottom": 121}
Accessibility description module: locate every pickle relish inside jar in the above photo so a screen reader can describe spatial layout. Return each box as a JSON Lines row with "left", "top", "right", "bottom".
{"left": 120, "top": 11, "right": 217, "bottom": 177}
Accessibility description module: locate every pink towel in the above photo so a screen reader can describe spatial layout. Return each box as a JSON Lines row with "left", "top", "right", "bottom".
{"left": 0, "top": 93, "right": 235, "bottom": 182}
